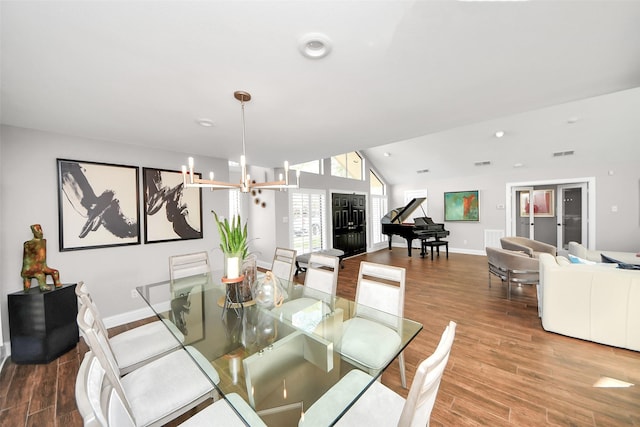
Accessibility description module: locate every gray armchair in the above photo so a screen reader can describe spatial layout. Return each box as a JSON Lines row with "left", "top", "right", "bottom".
{"left": 500, "top": 236, "right": 556, "bottom": 258}
{"left": 486, "top": 247, "right": 540, "bottom": 305}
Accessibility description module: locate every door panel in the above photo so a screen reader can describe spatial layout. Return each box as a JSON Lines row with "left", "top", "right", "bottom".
{"left": 332, "top": 193, "right": 367, "bottom": 257}
{"left": 557, "top": 184, "right": 587, "bottom": 250}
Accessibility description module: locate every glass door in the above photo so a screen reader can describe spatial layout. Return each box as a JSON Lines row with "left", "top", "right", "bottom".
{"left": 556, "top": 183, "right": 587, "bottom": 250}
{"left": 512, "top": 186, "right": 534, "bottom": 238}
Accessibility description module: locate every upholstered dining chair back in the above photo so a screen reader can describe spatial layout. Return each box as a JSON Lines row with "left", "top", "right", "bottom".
{"left": 271, "top": 247, "right": 297, "bottom": 283}
{"left": 76, "top": 351, "right": 136, "bottom": 427}
{"left": 398, "top": 321, "right": 457, "bottom": 427}
{"left": 303, "top": 253, "right": 339, "bottom": 298}
{"left": 169, "top": 251, "right": 211, "bottom": 282}
{"left": 355, "top": 262, "right": 406, "bottom": 330}
{"left": 75, "top": 281, "right": 112, "bottom": 340}
{"left": 77, "top": 305, "right": 122, "bottom": 380}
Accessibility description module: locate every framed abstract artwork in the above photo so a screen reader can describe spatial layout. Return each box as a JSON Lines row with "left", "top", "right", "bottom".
{"left": 444, "top": 190, "right": 479, "bottom": 221}
{"left": 57, "top": 159, "right": 140, "bottom": 251}
{"left": 520, "top": 190, "right": 555, "bottom": 217}
{"left": 142, "top": 167, "right": 203, "bottom": 243}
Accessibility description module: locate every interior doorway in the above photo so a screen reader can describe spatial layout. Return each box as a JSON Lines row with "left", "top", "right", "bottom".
{"left": 506, "top": 178, "right": 595, "bottom": 250}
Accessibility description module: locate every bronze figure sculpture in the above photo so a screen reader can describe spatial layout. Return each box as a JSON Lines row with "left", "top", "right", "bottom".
{"left": 21, "top": 224, "right": 62, "bottom": 291}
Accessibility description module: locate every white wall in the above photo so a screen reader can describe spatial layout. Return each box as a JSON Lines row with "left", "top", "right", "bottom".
{"left": 392, "top": 159, "right": 640, "bottom": 253}
{"left": 0, "top": 125, "right": 230, "bottom": 341}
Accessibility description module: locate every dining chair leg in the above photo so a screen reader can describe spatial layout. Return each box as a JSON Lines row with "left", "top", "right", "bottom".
{"left": 399, "top": 351, "right": 407, "bottom": 389}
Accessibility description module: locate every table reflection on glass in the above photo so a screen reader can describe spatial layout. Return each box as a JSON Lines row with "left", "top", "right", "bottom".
{"left": 137, "top": 271, "right": 422, "bottom": 426}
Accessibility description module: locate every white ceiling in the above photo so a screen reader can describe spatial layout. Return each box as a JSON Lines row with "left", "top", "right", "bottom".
{"left": 2, "top": 1, "right": 640, "bottom": 184}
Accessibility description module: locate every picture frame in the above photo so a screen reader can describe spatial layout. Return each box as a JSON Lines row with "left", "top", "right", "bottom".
{"left": 444, "top": 190, "right": 479, "bottom": 221}
{"left": 520, "top": 190, "right": 555, "bottom": 217}
{"left": 142, "top": 167, "right": 203, "bottom": 243}
{"left": 57, "top": 159, "right": 140, "bottom": 251}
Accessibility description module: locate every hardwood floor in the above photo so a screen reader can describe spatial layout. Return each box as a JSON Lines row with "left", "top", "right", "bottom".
{"left": 1, "top": 248, "right": 639, "bottom": 426}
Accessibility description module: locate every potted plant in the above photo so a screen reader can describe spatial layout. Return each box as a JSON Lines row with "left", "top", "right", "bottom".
{"left": 212, "top": 211, "right": 248, "bottom": 280}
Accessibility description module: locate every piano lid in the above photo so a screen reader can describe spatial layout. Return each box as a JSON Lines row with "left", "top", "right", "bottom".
{"left": 387, "top": 197, "right": 426, "bottom": 224}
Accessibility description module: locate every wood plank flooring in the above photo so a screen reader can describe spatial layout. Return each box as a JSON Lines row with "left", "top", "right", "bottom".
{"left": 1, "top": 248, "right": 639, "bottom": 426}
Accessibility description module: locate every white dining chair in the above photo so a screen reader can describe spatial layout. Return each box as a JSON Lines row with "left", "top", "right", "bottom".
{"left": 300, "top": 321, "right": 457, "bottom": 427}
{"left": 76, "top": 350, "right": 264, "bottom": 427}
{"left": 76, "top": 304, "right": 219, "bottom": 426}
{"left": 272, "top": 253, "right": 339, "bottom": 322}
{"left": 271, "top": 247, "right": 297, "bottom": 283}
{"left": 75, "top": 281, "right": 184, "bottom": 375}
{"left": 169, "top": 251, "right": 211, "bottom": 282}
{"left": 339, "top": 261, "right": 408, "bottom": 388}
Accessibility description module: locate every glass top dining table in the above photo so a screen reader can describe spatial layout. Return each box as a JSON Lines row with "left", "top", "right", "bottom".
{"left": 137, "top": 271, "right": 422, "bottom": 426}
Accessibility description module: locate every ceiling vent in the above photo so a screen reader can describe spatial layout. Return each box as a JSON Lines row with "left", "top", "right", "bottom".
{"left": 416, "top": 169, "right": 430, "bottom": 174}
{"left": 553, "top": 150, "right": 575, "bottom": 157}
{"left": 474, "top": 160, "right": 491, "bottom": 166}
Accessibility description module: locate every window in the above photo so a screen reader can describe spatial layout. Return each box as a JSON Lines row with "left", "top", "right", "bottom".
{"left": 290, "top": 189, "right": 326, "bottom": 255}
{"left": 370, "top": 171, "right": 387, "bottom": 245}
{"left": 229, "top": 189, "right": 242, "bottom": 220}
{"left": 331, "top": 151, "right": 363, "bottom": 180}
{"left": 404, "top": 189, "right": 428, "bottom": 220}
{"left": 291, "top": 160, "right": 322, "bottom": 175}
{"left": 370, "top": 170, "right": 385, "bottom": 196}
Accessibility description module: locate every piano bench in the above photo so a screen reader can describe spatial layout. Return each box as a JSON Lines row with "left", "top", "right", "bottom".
{"left": 421, "top": 239, "right": 448, "bottom": 260}
{"left": 295, "top": 249, "right": 346, "bottom": 275}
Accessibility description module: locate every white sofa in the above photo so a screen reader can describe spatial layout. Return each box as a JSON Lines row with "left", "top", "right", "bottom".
{"left": 568, "top": 241, "right": 639, "bottom": 265}
{"left": 539, "top": 253, "right": 640, "bottom": 351}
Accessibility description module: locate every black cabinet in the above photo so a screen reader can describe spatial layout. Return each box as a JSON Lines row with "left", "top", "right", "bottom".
{"left": 8, "top": 283, "right": 79, "bottom": 364}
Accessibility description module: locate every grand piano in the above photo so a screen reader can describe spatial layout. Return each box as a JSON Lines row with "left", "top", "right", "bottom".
{"left": 381, "top": 198, "right": 450, "bottom": 257}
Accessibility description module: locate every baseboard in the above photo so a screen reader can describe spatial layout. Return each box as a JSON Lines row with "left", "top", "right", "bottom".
{"left": 0, "top": 342, "right": 9, "bottom": 360}
{"left": 389, "top": 242, "right": 485, "bottom": 256}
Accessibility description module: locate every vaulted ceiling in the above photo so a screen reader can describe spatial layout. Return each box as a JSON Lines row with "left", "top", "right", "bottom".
{"left": 2, "top": 1, "right": 640, "bottom": 184}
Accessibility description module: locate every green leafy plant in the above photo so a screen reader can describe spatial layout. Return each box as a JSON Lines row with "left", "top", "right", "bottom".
{"left": 212, "top": 210, "right": 248, "bottom": 260}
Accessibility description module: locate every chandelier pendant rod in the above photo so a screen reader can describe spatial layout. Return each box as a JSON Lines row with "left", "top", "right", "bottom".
{"left": 181, "top": 90, "right": 300, "bottom": 192}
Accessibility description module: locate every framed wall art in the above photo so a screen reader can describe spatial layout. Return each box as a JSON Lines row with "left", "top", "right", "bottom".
{"left": 143, "top": 167, "right": 203, "bottom": 243}
{"left": 444, "top": 190, "right": 479, "bottom": 221}
{"left": 520, "top": 189, "right": 555, "bottom": 217}
{"left": 57, "top": 159, "right": 140, "bottom": 251}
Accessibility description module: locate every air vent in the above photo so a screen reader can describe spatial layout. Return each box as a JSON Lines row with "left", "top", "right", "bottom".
{"left": 416, "top": 169, "right": 430, "bottom": 174}
{"left": 553, "top": 150, "right": 575, "bottom": 157}
{"left": 474, "top": 160, "right": 491, "bottom": 166}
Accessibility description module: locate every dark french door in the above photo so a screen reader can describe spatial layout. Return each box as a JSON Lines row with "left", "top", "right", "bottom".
{"left": 332, "top": 193, "right": 366, "bottom": 257}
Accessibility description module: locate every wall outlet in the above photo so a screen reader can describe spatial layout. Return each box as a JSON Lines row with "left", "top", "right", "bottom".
{"left": 463, "top": 239, "right": 468, "bottom": 245}
{"left": 130, "top": 289, "right": 138, "bottom": 299}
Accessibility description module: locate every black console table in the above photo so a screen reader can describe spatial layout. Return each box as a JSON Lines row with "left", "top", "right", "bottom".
{"left": 8, "top": 283, "right": 79, "bottom": 364}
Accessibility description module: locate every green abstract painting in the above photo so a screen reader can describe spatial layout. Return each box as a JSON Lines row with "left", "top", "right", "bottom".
{"left": 444, "top": 191, "right": 479, "bottom": 221}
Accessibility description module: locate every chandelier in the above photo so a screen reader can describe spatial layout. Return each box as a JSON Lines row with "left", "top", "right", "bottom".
{"left": 182, "top": 91, "right": 300, "bottom": 193}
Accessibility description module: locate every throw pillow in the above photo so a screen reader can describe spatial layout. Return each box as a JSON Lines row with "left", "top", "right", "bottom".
{"left": 568, "top": 254, "right": 596, "bottom": 265}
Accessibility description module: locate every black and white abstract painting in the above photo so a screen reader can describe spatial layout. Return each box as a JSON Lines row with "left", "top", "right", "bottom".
{"left": 57, "top": 159, "right": 140, "bottom": 251}
{"left": 143, "top": 168, "right": 203, "bottom": 243}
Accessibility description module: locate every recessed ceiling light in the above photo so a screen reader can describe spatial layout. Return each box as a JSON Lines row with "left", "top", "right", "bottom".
{"left": 383, "top": 152, "right": 391, "bottom": 157}
{"left": 513, "top": 163, "right": 523, "bottom": 168}
{"left": 196, "top": 118, "right": 215, "bottom": 127}
{"left": 495, "top": 130, "right": 505, "bottom": 138}
{"left": 299, "top": 33, "right": 332, "bottom": 59}
{"left": 567, "top": 116, "right": 579, "bottom": 124}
